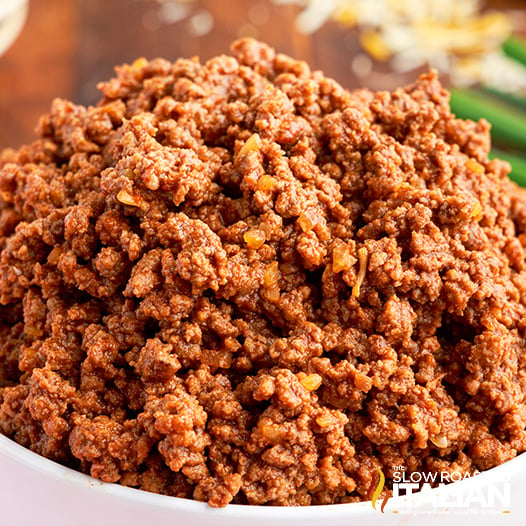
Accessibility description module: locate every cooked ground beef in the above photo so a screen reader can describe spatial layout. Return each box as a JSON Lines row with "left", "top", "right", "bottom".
{"left": 1, "top": 38, "right": 526, "bottom": 507}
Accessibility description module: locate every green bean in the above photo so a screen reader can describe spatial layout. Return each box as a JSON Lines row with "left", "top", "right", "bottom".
{"left": 490, "top": 148, "right": 526, "bottom": 187}
{"left": 480, "top": 86, "right": 526, "bottom": 113}
{"left": 502, "top": 35, "right": 526, "bottom": 67}
{"left": 449, "top": 88, "right": 526, "bottom": 150}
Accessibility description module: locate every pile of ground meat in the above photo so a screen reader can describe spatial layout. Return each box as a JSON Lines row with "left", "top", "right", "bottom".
{"left": 1, "top": 38, "right": 526, "bottom": 507}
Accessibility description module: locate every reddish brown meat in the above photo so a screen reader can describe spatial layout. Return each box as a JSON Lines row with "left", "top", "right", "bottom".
{"left": 1, "top": 39, "right": 526, "bottom": 507}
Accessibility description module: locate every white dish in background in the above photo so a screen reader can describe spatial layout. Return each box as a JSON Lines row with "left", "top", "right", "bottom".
{"left": 1, "top": 433, "right": 525, "bottom": 526}
{"left": 0, "top": 0, "right": 27, "bottom": 56}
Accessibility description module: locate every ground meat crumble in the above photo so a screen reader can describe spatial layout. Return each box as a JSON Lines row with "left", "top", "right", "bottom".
{"left": 1, "top": 38, "right": 526, "bottom": 507}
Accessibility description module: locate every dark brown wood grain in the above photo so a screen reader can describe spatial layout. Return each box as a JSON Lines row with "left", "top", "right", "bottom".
{"left": 0, "top": 0, "right": 523, "bottom": 149}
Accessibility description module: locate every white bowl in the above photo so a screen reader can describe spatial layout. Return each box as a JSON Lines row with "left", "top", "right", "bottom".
{"left": 1, "top": 433, "right": 525, "bottom": 526}
{"left": 0, "top": 0, "right": 27, "bottom": 56}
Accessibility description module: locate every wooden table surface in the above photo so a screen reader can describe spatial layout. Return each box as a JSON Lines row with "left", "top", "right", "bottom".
{"left": 0, "top": 0, "right": 525, "bottom": 149}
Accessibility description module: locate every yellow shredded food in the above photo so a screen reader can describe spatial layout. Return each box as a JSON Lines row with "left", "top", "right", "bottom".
{"left": 352, "top": 247, "right": 368, "bottom": 298}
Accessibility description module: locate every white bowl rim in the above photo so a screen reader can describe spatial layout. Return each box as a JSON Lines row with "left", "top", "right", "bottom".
{"left": 1, "top": 432, "right": 525, "bottom": 519}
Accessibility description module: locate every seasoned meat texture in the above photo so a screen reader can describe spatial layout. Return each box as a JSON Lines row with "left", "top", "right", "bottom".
{"left": 1, "top": 39, "right": 526, "bottom": 507}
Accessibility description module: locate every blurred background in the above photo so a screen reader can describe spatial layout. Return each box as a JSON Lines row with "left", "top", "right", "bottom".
{"left": 1, "top": 0, "right": 526, "bottom": 171}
